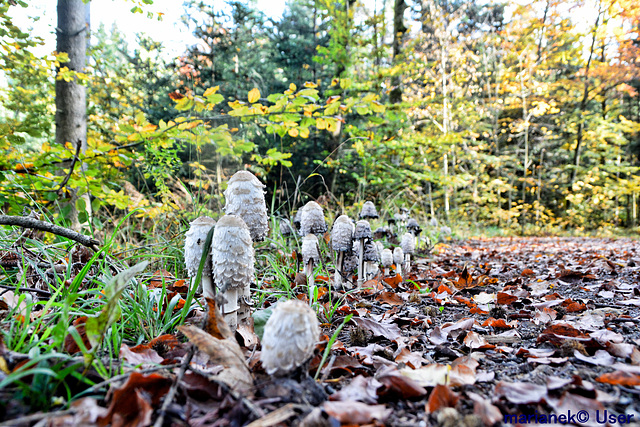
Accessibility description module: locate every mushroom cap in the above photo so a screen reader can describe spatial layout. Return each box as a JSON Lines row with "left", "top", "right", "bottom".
{"left": 211, "top": 215, "right": 255, "bottom": 289}
{"left": 223, "top": 170, "right": 269, "bottom": 242}
{"left": 343, "top": 243, "right": 359, "bottom": 274}
{"left": 381, "top": 248, "right": 393, "bottom": 267}
{"left": 301, "top": 234, "right": 320, "bottom": 266}
{"left": 184, "top": 216, "right": 216, "bottom": 277}
{"left": 393, "top": 247, "right": 404, "bottom": 265}
{"left": 354, "top": 220, "right": 372, "bottom": 240}
{"left": 359, "top": 201, "right": 379, "bottom": 219}
{"left": 363, "top": 240, "right": 380, "bottom": 262}
{"left": 407, "top": 218, "right": 422, "bottom": 235}
{"left": 299, "top": 201, "right": 327, "bottom": 236}
{"left": 393, "top": 212, "right": 406, "bottom": 222}
{"left": 375, "top": 241, "right": 384, "bottom": 257}
{"left": 260, "top": 299, "right": 319, "bottom": 376}
{"left": 400, "top": 232, "right": 415, "bottom": 254}
{"left": 293, "top": 209, "right": 302, "bottom": 228}
{"left": 331, "top": 215, "right": 354, "bottom": 252}
{"left": 280, "top": 218, "right": 293, "bottom": 236}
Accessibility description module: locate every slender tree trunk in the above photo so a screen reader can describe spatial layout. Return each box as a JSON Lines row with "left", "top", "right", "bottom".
{"left": 56, "top": 0, "right": 89, "bottom": 230}
{"left": 390, "top": 0, "right": 407, "bottom": 104}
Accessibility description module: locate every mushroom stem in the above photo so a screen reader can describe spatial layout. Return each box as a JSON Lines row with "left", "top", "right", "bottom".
{"left": 237, "top": 284, "right": 251, "bottom": 326}
{"left": 396, "top": 262, "right": 403, "bottom": 277}
{"left": 201, "top": 274, "right": 214, "bottom": 300}
{"left": 357, "top": 239, "right": 365, "bottom": 287}
{"left": 221, "top": 286, "right": 239, "bottom": 332}
{"left": 305, "top": 259, "right": 315, "bottom": 289}
{"left": 384, "top": 267, "right": 389, "bottom": 276}
{"left": 335, "top": 251, "right": 344, "bottom": 288}
{"left": 404, "top": 254, "right": 411, "bottom": 274}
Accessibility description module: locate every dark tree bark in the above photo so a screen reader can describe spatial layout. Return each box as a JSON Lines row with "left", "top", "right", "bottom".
{"left": 389, "top": 0, "right": 407, "bottom": 104}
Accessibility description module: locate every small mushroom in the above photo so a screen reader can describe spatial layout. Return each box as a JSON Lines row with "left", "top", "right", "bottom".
{"left": 393, "top": 246, "right": 404, "bottom": 277}
{"left": 280, "top": 218, "right": 294, "bottom": 237}
{"left": 330, "top": 215, "right": 354, "bottom": 289}
{"left": 260, "top": 299, "right": 320, "bottom": 376}
{"left": 400, "top": 232, "right": 415, "bottom": 273}
{"left": 301, "top": 234, "right": 320, "bottom": 288}
{"left": 363, "top": 239, "right": 380, "bottom": 280}
{"left": 223, "top": 170, "right": 269, "bottom": 242}
{"left": 299, "top": 201, "right": 327, "bottom": 236}
{"left": 381, "top": 248, "right": 393, "bottom": 276}
{"left": 359, "top": 201, "right": 379, "bottom": 220}
{"left": 354, "top": 220, "right": 372, "bottom": 287}
{"left": 407, "top": 218, "right": 422, "bottom": 250}
{"left": 212, "top": 214, "right": 255, "bottom": 331}
{"left": 184, "top": 216, "right": 216, "bottom": 297}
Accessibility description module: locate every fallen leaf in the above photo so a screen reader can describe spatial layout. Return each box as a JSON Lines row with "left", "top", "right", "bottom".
{"left": 323, "top": 401, "right": 392, "bottom": 424}
{"left": 376, "top": 291, "right": 404, "bottom": 306}
{"left": 376, "top": 366, "right": 427, "bottom": 400}
{"left": 119, "top": 344, "right": 163, "bottom": 366}
{"left": 204, "top": 297, "right": 233, "bottom": 339}
{"left": 494, "top": 381, "right": 548, "bottom": 405}
{"left": 596, "top": 371, "right": 640, "bottom": 386}
{"left": 574, "top": 349, "right": 615, "bottom": 366}
{"left": 426, "top": 384, "right": 459, "bottom": 413}
{"left": 400, "top": 363, "right": 449, "bottom": 387}
{"left": 352, "top": 317, "right": 402, "bottom": 341}
{"left": 329, "top": 375, "right": 381, "bottom": 404}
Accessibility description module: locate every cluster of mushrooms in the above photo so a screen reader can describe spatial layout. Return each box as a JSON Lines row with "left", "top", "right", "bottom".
{"left": 184, "top": 169, "right": 447, "bottom": 377}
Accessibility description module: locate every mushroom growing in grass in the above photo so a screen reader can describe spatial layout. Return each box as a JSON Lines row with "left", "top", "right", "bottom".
{"left": 261, "top": 299, "right": 320, "bottom": 376}
{"left": 401, "top": 232, "right": 416, "bottom": 273}
{"left": 299, "top": 201, "right": 327, "bottom": 236}
{"left": 354, "top": 220, "right": 372, "bottom": 287}
{"left": 330, "top": 215, "right": 354, "bottom": 289}
{"left": 393, "top": 246, "right": 404, "bottom": 277}
{"left": 363, "top": 239, "right": 380, "bottom": 280}
{"left": 407, "top": 218, "right": 422, "bottom": 250}
{"left": 184, "top": 216, "right": 216, "bottom": 298}
{"left": 279, "top": 218, "right": 294, "bottom": 237}
{"left": 359, "top": 201, "right": 379, "bottom": 220}
{"left": 212, "top": 214, "right": 255, "bottom": 332}
{"left": 301, "top": 234, "right": 320, "bottom": 288}
{"left": 381, "top": 248, "right": 393, "bottom": 276}
{"left": 224, "top": 170, "right": 269, "bottom": 242}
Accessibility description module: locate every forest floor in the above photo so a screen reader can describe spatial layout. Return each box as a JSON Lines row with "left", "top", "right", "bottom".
{"left": 2, "top": 236, "right": 640, "bottom": 426}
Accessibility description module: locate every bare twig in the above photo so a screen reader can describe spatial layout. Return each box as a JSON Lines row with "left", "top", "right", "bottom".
{"left": 153, "top": 346, "right": 196, "bottom": 427}
{"left": 0, "top": 215, "right": 100, "bottom": 251}
{"left": 0, "top": 409, "right": 76, "bottom": 427}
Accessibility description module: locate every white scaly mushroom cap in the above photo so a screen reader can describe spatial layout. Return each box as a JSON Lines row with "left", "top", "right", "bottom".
{"left": 299, "top": 201, "right": 327, "bottom": 236}
{"left": 363, "top": 240, "right": 380, "bottom": 262}
{"left": 354, "top": 220, "right": 372, "bottom": 240}
{"left": 401, "top": 232, "right": 415, "bottom": 255}
{"left": 211, "top": 215, "right": 255, "bottom": 290}
{"left": 359, "top": 201, "right": 379, "bottom": 219}
{"left": 223, "top": 170, "right": 269, "bottom": 242}
{"left": 393, "top": 247, "right": 404, "bottom": 265}
{"left": 260, "top": 299, "right": 320, "bottom": 376}
{"left": 331, "top": 215, "right": 354, "bottom": 252}
{"left": 375, "top": 241, "right": 384, "bottom": 257}
{"left": 301, "top": 234, "right": 320, "bottom": 266}
{"left": 343, "top": 242, "right": 359, "bottom": 273}
{"left": 381, "top": 248, "right": 393, "bottom": 267}
{"left": 184, "top": 216, "right": 216, "bottom": 277}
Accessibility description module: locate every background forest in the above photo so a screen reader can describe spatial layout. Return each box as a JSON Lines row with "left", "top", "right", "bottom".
{"left": 1, "top": 0, "right": 640, "bottom": 239}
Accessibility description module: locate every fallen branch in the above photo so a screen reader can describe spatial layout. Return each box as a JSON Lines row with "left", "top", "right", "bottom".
{"left": 0, "top": 215, "right": 100, "bottom": 251}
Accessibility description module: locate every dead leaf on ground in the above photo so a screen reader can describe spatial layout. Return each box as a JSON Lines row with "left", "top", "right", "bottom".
{"left": 329, "top": 375, "right": 381, "bottom": 404}
{"left": 323, "top": 401, "right": 392, "bottom": 424}
{"left": 426, "top": 384, "right": 459, "bottom": 413}
{"left": 596, "top": 371, "right": 640, "bottom": 386}
{"left": 494, "top": 381, "right": 548, "bottom": 405}
{"left": 351, "top": 317, "right": 402, "bottom": 341}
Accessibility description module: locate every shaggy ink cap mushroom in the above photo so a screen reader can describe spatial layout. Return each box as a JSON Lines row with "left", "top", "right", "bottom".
{"left": 293, "top": 210, "right": 302, "bottom": 230}
{"left": 301, "top": 234, "right": 320, "bottom": 267}
{"left": 359, "top": 201, "right": 379, "bottom": 219}
{"left": 331, "top": 215, "right": 354, "bottom": 252}
{"left": 363, "top": 240, "right": 380, "bottom": 262}
{"left": 401, "top": 232, "right": 416, "bottom": 255}
{"left": 184, "top": 216, "right": 216, "bottom": 278}
{"left": 381, "top": 248, "right": 393, "bottom": 268}
{"left": 393, "top": 247, "right": 404, "bottom": 266}
{"left": 299, "top": 201, "right": 327, "bottom": 236}
{"left": 354, "top": 220, "right": 372, "bottom": 240}
{"left": 280, "top": 218, "right": 294, "bottom": 237}
{"left": 260, "top": 299, "right": 320, "bottom": 376}
{"left": 407, "top": 218, "right": 422, "bottom": 236}
{"left": 212, "top": 215, "right": 255, "bottom": 290}
{"left": 223, "top": 170, "right": 269, "bottom": 242}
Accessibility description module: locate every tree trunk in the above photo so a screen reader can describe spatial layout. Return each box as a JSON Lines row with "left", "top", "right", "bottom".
{"left": 389, "top": 0, "right": 407, "bottom": 104}
{"left": 56, "top": 0, "right": 89, "bottom": 230}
